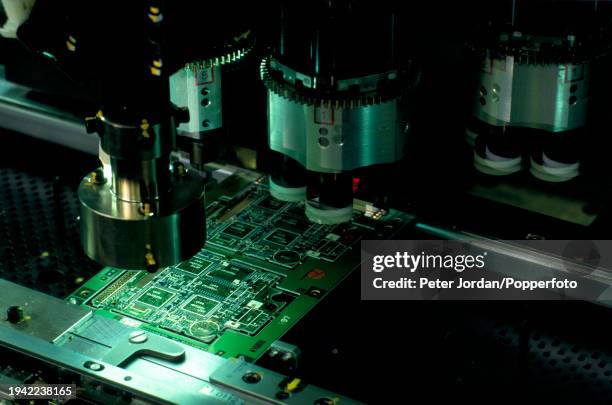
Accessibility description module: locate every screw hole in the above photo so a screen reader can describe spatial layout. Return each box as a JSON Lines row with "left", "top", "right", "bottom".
{"left": 242, "top": 372, "right": 262, "bottom": 384}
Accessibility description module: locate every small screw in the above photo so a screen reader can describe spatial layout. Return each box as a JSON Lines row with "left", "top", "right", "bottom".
{"left": 144, "top": 244, "right": 158, "bottom": 272}
{"left": 90, "top": 169, "right": 106, "bottom": 185}
{"left": 129, "top": 330, "right": 148, "bottom": 344}
{"left": 242, "top": 372, "right": 262, "bottom": 384}
{"left": 275, "top": 391, "right": 290, "bottom": 400}
{"left": 84, "top": 361, "right": 104, "bottom": 371}
{"left": 140, "top": 202, "right": 154, "bottom": 216}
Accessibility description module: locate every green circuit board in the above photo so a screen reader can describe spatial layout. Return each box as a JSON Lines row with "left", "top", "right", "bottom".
{"left": 68, "top": 169, "right": 413, "bottom": 360}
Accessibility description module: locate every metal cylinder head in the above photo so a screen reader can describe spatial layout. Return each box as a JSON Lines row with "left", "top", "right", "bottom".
{"left": 78, "top": 167, "right": 206, "bottom": 271}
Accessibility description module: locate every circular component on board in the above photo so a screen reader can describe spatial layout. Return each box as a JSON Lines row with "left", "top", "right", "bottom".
{"left": 273, "top": 250, "right": 301, "bottom": 266}
{"left": 189, "top": 320, "right": 220, "bottom": 343}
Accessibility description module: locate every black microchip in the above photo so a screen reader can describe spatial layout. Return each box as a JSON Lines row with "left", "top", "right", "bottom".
{"left": 286, "top": 205, "right": 306, "bottom": 218}
{"left": 264, "top": 229, "right": 299, "bottom": 247}
{"left": 209, "top": 263, "right": 252, "bottom": 282}
{"left": 242, "top": 207, "right": 273, "bottom": 224}
{"left": 137, "top": 288, "right": 174, "bottom": 307}
{"left": 177, "top": 258, "right": 212, "bottom": 275}
{"left": 222, "top": 222, "right": 255, "bottom": 238}
{"left": 195, "top": 281, "right": 233, "bottom": 299}
{"left": 211, "top": 234, "right": 236, "bottom": 248}
{"left": 182, "top": 295, "right": 218, "bottom": 316}
{"left": 274, "top": 214, "right": 311, "bottom": 232}
{"left": 257, "top": 197, "right": 287, "bottom": 211}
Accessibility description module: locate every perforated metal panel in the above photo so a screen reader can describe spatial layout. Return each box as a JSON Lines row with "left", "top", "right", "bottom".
{"left": 487, "top": 319, "right": 612, "bottom": 402}
{"left": 0, "top": 130, "right": 101, "bottom": 298}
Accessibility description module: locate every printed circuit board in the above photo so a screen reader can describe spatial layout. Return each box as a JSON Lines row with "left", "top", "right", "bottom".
{"left": 68, "top": 168, "right": 413, "bottom": 360}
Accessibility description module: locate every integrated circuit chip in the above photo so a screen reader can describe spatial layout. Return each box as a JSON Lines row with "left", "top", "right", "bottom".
{"left": 182, "top": 296, "right": 218, "bottom": 316}
{"left": 125, "top": 303, "right": 152, "bottom": 318}
{"left": 222, "top": 222, "right": 256, "bottom": 238}
{"left": 196, "top": 279, "right": 233, "bottom": 299}
{"left": 137, "top": 288, "right": 174, "bottom": 308}
{"left": 209, "top": 263, "right": 253, "bottom": 283}
{"left": 274, "top": 214, "right": 311, "bottom": 233}
{"left": 264, "top": 229, "right": 299, "bottom": 246}
{"left": 257, "top": 196, "right": 287, "bottom": 211}
{"left": 178, "top": 258, "right": 212, "bottom": 275}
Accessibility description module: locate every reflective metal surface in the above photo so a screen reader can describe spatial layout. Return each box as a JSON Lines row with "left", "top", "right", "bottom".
{"left": 58, "top": 313, "right": 231, "bottom": 387}
{"left": 0, "top": 283, "right": 360, "bottom": 404}
{"left": 268, "top": 91, "right": 404, "bottom": 173}
{"left": 269, "top": 57, "right": 397, "bottom": 93}
{"left": 171, "top": 64, "right": 223, "bottom": 138}
{"left": 0, "top": 326, "right": 233, "bottom": 404}
{"left": 415, "top": 223, "right": 612, "bottom": 305}
{"left": 211, "top": 357, "right": 364, "bottom": 405}
{"left": 78, "top": 169, "right": 206, "bottom": 270}
{"left": 0, "top": 280, "right": 91, "bottom": 342}
{"left": 0, "top": 282, "right": 238, "bottom": 403}
{"left": 0, "top": 68, "right": 98, "bottom": 154}
{"left": 474, "top": 55, "right": 589, "bottom": 132}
